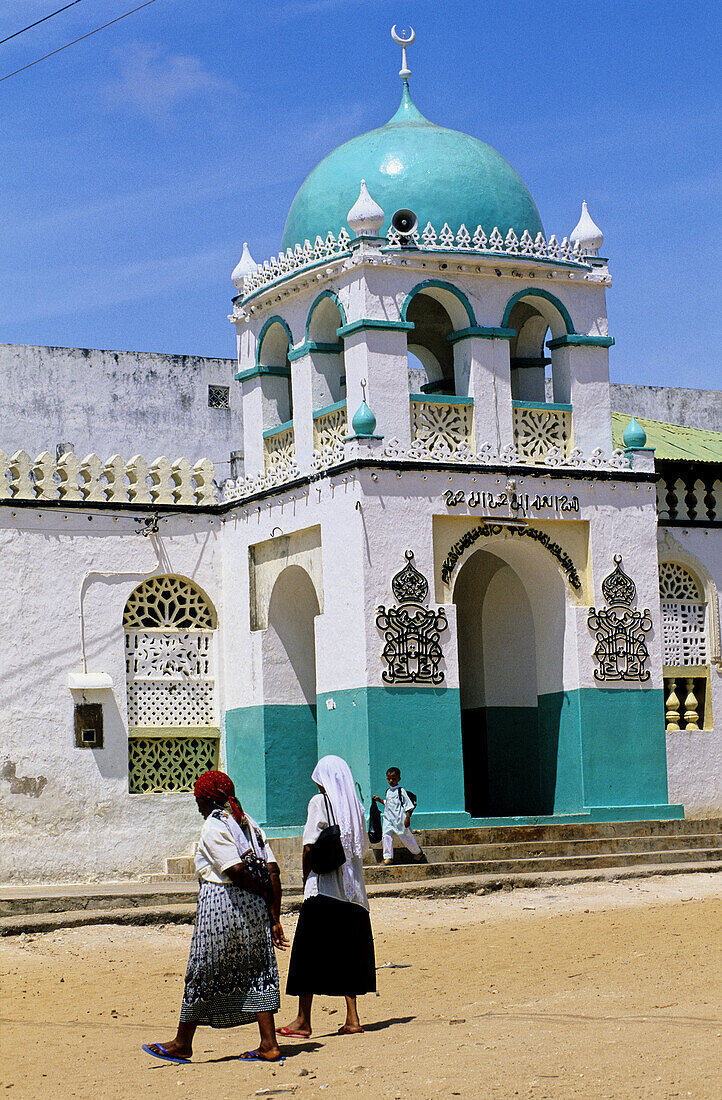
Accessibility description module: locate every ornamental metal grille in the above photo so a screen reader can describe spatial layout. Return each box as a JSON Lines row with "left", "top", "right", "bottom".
{"left": 124, "top": 577, "right": 218, "bottom": 793}
{"left": 123, "top": 576, "right": 215, "bottom": 629}
{"left": 512, "top": 404, "right": 572, "bottom": 462}
{"left": 376, "top": 551, "right": 448, "bottom": 684}
{"left": 587, "top": 556, "right": 652, "bottom": 681}
{"left": 208, "top": 384, "right": 230, "bottom": 409}
{"left": 128, "top": 735, "right": 219, "bottom": 794}
{"left": 659, "top": 563, "right": 707, "bottom": 665}
{"left": 659, "top": 562, "right": 703, "bottom": 601}
{"left": 410, "top": 399, "right": 473, "bottom": 450}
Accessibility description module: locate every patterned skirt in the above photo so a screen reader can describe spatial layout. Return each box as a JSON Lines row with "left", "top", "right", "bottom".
{"left": 179, "top": 882, "right": 280, "bottom": 1028}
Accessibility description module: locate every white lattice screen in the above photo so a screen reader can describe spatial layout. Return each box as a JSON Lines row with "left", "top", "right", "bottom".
{"left": 659, "top": 563, "right": 708, "bottom": 666}
{"left": 124, "top": 577, "right": 218, "bottom": 793}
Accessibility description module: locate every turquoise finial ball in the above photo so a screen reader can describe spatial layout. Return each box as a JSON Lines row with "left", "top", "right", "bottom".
{"left": 623, "top": 416, "right": 647, "bottom": 449}
{"left": 352, "top": 400, "right": 377, "bottom": 437}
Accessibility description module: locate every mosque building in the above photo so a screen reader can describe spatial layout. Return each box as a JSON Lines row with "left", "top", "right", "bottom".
{"left": 1, "top": 31, "right": 720, "bottom": 883}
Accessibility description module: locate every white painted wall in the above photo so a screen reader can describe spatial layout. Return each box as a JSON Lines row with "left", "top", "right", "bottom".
{"left": 0, "top": 344, "right": 241, "bottom": 471}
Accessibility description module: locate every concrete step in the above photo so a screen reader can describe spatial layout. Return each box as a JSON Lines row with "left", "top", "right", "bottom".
{"left": 361, "top": 847, "right": 722, "bottom": 885}
{"left": 398, "top": 817, "right": 722, "bottom": 847}
{"left": 366, "top": 833, "right": 722, "bottom": 865}
{"left": 2, "top": 861, "right": 721, "bottom": 936}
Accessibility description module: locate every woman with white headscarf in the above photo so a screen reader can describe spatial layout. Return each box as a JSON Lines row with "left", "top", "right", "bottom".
{"left": 279, "top": 755, "right": 376, "bottom": 1038}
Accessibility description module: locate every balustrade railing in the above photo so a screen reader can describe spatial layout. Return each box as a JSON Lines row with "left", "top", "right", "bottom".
{"left": 664, "top": 669, "right": 708, "bottom": 731}
{"left": 409, "top": 394, "right": 473, "bottom": 453}
{"left": 0, "top": 448, "right": 216, "bottom": 505}
{"left": 263, "top": 422, "right": 295, "bottom": 475}
{"left": 513, "top": 401, "right": 572, "bottom": 463}
{"left": 313, "top": 401, "right": 348, "bottom": 452}
{"left": 657, "top": 462, "right": 722, "bottom": 525}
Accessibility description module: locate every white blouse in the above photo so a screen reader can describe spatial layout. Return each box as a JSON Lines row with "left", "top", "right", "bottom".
{"left": 194, "top": 810, "right": 276, "bottom": 884}
{"left": 302, "top": 793, "right": 369, "bottom": 911}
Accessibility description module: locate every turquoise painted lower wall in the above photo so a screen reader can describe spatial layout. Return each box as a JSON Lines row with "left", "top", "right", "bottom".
{"left": 225, "top": 703, "right": 318, "bottom": 827}
{"left": 226, "top": 685, "right": 678, "bottom": 830}
{"left": 317, "top": 686, "right": 466, "bottom": 817}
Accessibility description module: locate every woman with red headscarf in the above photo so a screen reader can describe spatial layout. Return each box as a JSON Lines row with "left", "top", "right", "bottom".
{"left": 143, "top": 770, "right": 288, "bottom": 1065}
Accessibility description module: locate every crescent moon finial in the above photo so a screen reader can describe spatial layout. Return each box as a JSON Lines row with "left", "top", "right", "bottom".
{"left": 391, "top": 24, "right": 415, "bottom": 81}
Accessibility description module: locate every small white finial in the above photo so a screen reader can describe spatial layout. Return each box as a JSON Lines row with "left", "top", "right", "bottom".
{"left": 231, "top": 242, "right": 258, "bottom": 289}
{"left": 391, "top": 25, "right": 415, "bottom": 81}
{"left": 570, "top": 201, "right": 604, "bottom": 256}
{"left": 347, "top": 179, "right": 385, "bottom": 237}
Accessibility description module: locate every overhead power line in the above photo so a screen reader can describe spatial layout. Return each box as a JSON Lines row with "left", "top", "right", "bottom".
{"left": 0, "top": 1, "right": 85, "bottom": 47}
{"left": 0, "top": 0, "right": 159, "bottom": 83}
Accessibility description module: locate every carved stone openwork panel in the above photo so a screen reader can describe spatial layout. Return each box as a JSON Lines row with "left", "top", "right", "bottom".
{"left": 313, "top": 404, "right": 348, "bottom": 452}
{"left": 264, "top": 427, "right": 296, "bottom": 475}
{"left": 587, "top": 556, "right": 652, "bottom": 682}
{"left": 376, "top": 550, "right": 448, "bottom": 684}
{"left": 512, "top": 404, "right": 572, "bottom": 463}
{"left": 128, "top": 735, "right": 219, "bottom": 794}
{"left": 124, "top": 576, "right": 218, "bottom": 793}
{"left": 410, "top": 399, "right": 473, "bottom": 451}
{"left": 659, "top": 562, "right": 708, "bottom": 666}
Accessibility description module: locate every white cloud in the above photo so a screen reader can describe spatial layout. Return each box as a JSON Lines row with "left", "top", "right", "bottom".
{"left": 103, "top": 42, "right": 236, "bottom": 122}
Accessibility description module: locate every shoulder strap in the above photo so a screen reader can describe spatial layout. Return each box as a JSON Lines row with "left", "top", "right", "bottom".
{"left": 323, "top": 792, "right": 336, "bottom": 825}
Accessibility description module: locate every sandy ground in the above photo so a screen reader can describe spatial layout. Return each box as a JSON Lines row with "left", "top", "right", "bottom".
{"left": 1, "top": 873, "right": 721, "bottom": 1100}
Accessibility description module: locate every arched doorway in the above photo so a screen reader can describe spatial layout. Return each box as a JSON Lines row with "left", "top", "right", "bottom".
{"left": 262, "top": 565, "right": 320, "bottom": 824}
{"left": 454, "top": 545, "right": 562, "bottom": 816}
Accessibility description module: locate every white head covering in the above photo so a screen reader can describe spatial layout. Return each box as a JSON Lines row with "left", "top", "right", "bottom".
{"left": 311, "top": 755, "right": 368, "bottom": 899}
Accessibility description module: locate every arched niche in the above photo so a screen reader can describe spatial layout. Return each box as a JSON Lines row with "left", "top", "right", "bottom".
{"left": 402, "top": 281, "right": 476, "bottom": 397}
{"left": 256, "top": 316, "right": 293, "bottom": 427}
{"left": 262, "top": 564, "right": 320, "bottom": 824}
{"left": 305, "top": 292, "right": 346, "bottom": 408}
{"left": 502, "top": 289, "right": 575, "bottom": 404}
{"left": 453, "top": 538, "right": 567, "bottom": 816}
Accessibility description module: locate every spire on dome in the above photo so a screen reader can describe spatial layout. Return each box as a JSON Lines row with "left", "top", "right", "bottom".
{"left": 231, "top": 242, "right": 257, "bottom": 290}
{"left": 347, "top": 179, "right": 385, "bottom": 237}
{"left": 391, "top": 25, "right": 415, "bottom": 82}
{"left": 571, "top": 201, "right": 604, "bottom": 256}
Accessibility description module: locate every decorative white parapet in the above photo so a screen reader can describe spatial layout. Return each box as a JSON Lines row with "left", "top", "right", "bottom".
{"left": 237, "top": 221, "right": 591, "bottom": 298}
{"left": 0, "top": 448, "right": 218, "bottom": 506}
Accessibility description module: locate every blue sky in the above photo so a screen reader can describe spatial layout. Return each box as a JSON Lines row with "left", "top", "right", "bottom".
{"left": 1, "top": 0, "right": 720, "bottom": 390}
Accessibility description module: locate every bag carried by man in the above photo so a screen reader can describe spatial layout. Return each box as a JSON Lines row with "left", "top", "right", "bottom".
{"left": 368, "top": 797, "right": 382, "bottom": 843}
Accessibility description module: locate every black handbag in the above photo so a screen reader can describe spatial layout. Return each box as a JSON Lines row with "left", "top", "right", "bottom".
{"left": 309, "top": 794, "right": 346, "bottom": 874}
{"left": 368, "top": 797, "right": 382, "bottom": 843}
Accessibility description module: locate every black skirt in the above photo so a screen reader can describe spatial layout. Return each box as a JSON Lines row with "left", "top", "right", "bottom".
{"left": 286, "top": 895, "right": 376, "bottom": 996}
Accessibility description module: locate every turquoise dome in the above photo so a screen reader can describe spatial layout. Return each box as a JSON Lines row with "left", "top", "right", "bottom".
{"left": 281, "top": 84, "right": 543, "bottom": 250}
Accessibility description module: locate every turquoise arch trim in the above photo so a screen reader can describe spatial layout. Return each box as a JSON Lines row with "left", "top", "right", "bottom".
{"left": 447, "top": 325, "right": 515, "bottom": 343}
{"left": 305, "top": 290, "right": 348, "bottom": 341}
{"left": 235, "top": 364, "right": 292, "bottom": 382}
{"left": 400, "top": 280, "right": 476, "bottom": 327}
{"left": 288, "top": 340, "right": 343, "bottom": 362}
{"left": 501, "top": 288, "right": 575, "bottom": 335}
{"left": 337, "top": 318, "right": 415, "bottom": 338}
{"left": 547, "top": 334, "right": 614, "bottom": 350}
{"left": 255, "top": 315, "right": 294, "bottom": 367}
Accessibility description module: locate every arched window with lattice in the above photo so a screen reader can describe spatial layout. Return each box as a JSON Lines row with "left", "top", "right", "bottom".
{"left": 124, "top": 576, "right": 219, "bottom": 793}
{"left": 659, "top": 562, "right": 710, "bottom": 732}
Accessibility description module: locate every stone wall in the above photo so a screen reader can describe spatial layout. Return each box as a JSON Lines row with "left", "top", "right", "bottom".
{"left": 0, "top": 344, "right": 241, "bottom": 476}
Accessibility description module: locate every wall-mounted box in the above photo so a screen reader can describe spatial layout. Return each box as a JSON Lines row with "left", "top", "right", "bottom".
{"left": 74, "top": 703, "right": 103, "bottom": 748}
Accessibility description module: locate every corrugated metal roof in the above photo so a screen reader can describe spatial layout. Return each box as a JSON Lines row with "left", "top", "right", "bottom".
{"left": 611, "top": 412, "right": 722, "bottom": 463}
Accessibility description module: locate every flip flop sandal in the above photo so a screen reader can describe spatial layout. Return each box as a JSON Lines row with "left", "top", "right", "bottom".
{"left": 142, "top": 1043, "right": 190, "bottom": 1064}
{"left": 239, "top": 1050, "right": 286, "bottom": 1063}
{"left": 277, "top": 1026, "right": 311, "bottom": 1038}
